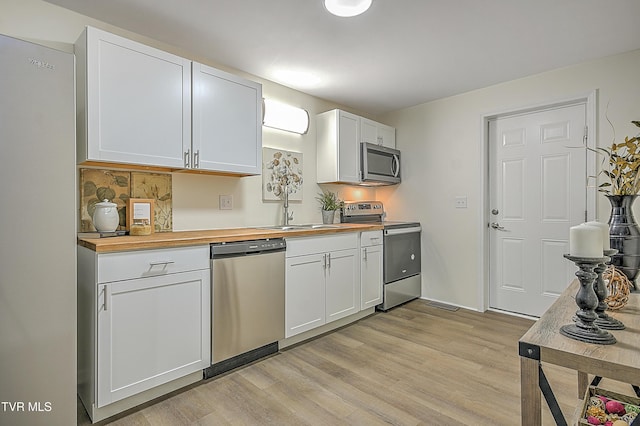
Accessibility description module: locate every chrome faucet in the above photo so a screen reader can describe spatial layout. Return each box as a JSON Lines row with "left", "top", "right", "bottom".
{"left": 283, "top": 187, "right": 294, "bottom": 226}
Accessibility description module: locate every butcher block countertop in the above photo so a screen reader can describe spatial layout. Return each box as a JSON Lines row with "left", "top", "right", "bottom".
{"left": 78, "top": 223, "right": 383, "bottom": 253}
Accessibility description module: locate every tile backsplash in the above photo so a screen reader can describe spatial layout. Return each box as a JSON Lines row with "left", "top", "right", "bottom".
{"left": 79, "top": 168, "right": 172, "bottom": 232}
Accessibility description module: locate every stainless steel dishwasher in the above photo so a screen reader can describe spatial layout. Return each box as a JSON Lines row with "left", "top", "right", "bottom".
{"left": 204, "top": 238, "right": 286, "bottom": 379}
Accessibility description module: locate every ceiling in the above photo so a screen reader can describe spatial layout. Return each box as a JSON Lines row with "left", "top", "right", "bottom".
{"left": 45, "top": 0, "right": 640, "bottom": 115}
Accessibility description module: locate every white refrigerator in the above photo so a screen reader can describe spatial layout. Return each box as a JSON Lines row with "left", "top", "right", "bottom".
{"left": 0, "top": 34, "right": 77, "bottom": 425}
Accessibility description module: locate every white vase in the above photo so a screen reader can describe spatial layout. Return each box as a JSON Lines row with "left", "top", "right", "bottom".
{"left": 92, "top": 199, "right": 119, "bottom": 232}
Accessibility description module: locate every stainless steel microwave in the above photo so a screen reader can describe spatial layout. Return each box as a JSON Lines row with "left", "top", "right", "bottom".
{"left": 360, "top": 142, "right": 401, "bottom": 185}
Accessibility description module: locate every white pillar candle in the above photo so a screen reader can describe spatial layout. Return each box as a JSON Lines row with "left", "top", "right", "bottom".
{"left": 569, "top": 224, "right": 603, "bottom": 257}
{"left": 584, "top": 221, "right": 611, "bottom": 251}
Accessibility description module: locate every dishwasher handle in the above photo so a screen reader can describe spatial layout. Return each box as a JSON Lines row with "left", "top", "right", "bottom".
{"left": 211, "top": 238, "right": 286, "bottom": 258}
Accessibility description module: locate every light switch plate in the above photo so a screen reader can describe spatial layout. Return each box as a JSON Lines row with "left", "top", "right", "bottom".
{"left": 455, "top": 196, "right": 467, "bottom": 209}
{"left": 219, "top": 195, "right": 233, "bottom": 210}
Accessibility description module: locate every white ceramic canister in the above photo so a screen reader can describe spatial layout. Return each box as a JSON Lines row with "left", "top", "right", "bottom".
{"left": 93, "top": 199, "right": 119, "bottom": 232}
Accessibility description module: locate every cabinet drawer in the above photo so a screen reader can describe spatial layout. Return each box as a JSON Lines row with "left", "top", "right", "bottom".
{"left": 286, "top": 233, "right": 358, "bottom": 258}
{"left": 97, "top": 246, "right": 209, "bottom": 283}
{"left": 360, "top": 230, "right": 383, "bottom": 247}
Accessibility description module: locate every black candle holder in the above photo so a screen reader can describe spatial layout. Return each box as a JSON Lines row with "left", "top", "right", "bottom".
{"left": 561, "top": 254, "right": 616, "bottom": 345}
{"left": 593, "top": 249, "right": 625, "bottom": 330}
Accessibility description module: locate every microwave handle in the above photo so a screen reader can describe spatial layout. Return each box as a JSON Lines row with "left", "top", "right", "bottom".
{"left": 392, "top": 155, "right": 400, "bottom": 177}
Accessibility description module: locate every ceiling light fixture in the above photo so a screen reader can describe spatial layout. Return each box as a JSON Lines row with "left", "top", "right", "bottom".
{"left": 263, "top": 99, "right": 310, "bottom": 135}
{"left": 324, "top": 0, "right": 372, "bottom": 17}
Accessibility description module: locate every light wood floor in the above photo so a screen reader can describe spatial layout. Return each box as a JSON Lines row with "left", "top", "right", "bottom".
{"left": 78, "top": 299, "right": 628, "bottom": 425}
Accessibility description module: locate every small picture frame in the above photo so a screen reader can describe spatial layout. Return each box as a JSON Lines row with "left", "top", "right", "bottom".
{"left": 127, "top": 198, "right": 155, "bottom": 233}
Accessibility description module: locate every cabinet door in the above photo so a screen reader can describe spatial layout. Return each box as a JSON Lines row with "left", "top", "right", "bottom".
{"left": 360, "top": 118, "right": 379, "bottom": 145}
{"left": 378, "top": 123, "right": 396, "bottom": 148}
{"left": 337, "top": 111, "right": 361, "bottom": 183}
{"left": 97, "top": 270, "right": 210, "bottom": 407}
{"left": 325, "top": 248, "right": 359, "bottom": 323}
{"left": 285, "top": 254, "right": 325, "bottom": 338}
{"left": 317, "top": 109, "right": 360, "bottom": 184}
{"left": 82, "top": 27, "right": 191, "bottom": 168}
{"left": 361, "top": 118, "right": 396, "bottom": 148}
{"left": 361, "top": 245, "right": 383, "bottom": 309}
{"left": 192, "top": 63, "right": 262, "bottom": 174}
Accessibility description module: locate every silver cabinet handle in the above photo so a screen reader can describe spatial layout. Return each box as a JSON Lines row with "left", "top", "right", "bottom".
{"left": 363, "top": 247, "right": 368, "bottom": 260}
{"left": 184, "top": 149, "right": 191, "bottom": 168}
{"left": 194, "top": 150, "right": 199, "bottom": 168}
{"left": 149, "top": 260, "right": 175, "bottom": 267}
{"left": 327, "top": 253, "right": 331, "bottom": 268}
{"left": 322, "top": 253, "right": 327, "bottom": 269}
{"left": 490, "top": 222, "right": 506, "bottom": 231}
{"left": 103, "top": 285, "right": 109, "bottom": 311}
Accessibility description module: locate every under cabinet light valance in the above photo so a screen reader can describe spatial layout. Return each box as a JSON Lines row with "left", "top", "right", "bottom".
{"left": 262, "top": 98, "right": 310, "bottom": 135}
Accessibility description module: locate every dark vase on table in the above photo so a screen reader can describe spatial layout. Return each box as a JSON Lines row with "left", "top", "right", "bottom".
{"left": 607, "top": 194, "right": 640, "bottom": 291}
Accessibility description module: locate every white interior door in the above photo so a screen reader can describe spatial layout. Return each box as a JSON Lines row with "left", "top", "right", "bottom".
{"left": 489, "top": 104, "right": 586, "bottom": 317}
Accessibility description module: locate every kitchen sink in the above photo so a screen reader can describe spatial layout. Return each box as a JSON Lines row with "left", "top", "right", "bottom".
{"left": 259, "top": 224, "right": 340, "bottom": 231}
{"left": 259, "top": 225, "right": 306, "bottom": 230}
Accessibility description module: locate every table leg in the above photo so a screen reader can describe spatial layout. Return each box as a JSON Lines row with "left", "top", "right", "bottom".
{"left": 578, "top": 371, "right": 589, "bottom": 398}
{"left": 521, "top": 356, "right": 541, "bottom": 426}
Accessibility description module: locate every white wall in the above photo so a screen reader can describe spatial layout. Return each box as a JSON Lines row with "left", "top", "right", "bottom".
{"left": 378, "top": 49, "right": 640, "bottom": 310}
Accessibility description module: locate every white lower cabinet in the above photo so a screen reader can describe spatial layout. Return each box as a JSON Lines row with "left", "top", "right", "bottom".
{"left": 325, "top": 249, "right": 360, "bottom": 322}
{"left": 360, "top": 231, "right": 383, "bottom": 309}
{"left": 78, "top": 245, "right": 210, "bottom": 421}
{"left": 97, "top": 269, "right": 209, "bottom": 407}
{"left": 285, "top": 233, "right": 359, "bottom": 338}
{"left": 285, "top": 253, "right": 326, "bottom": 337}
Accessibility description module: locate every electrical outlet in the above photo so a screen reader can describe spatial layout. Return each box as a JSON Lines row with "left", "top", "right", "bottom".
{"left": 455, "top": 196, "right": 467, "bottom": 209}
{"left": 219, "top": 195, "right": 233, "bottom": 210}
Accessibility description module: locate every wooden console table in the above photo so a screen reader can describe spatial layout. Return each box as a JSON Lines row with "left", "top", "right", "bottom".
{"left": 519, "top": 280, "right": 640, "bottom": 425}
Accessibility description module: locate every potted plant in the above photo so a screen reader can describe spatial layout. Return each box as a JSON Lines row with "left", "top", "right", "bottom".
{"left": 594, "top": 119, "right": 640, "bottom": 289}
{"left": 596, "top": 120, "right": 640, "bottom": 195}
{"left": 315, "top": 190, "right": 342, "bottom": 224}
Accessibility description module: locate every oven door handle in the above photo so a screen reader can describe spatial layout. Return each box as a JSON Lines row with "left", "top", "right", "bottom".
{"left": 384, "top": 226, "right": 422, "bottom": 236}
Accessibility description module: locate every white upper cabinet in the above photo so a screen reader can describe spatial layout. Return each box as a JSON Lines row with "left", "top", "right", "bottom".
{"left": 76, "top": 26, "right": 191, "bottom": 168}
{"left": 76, "top": 27, "right": 262, "bottom": 175}
{"left": 317, "top": 109, "right": 397, "bottom": 184}
{"left": 317, "top": 109, "right": 361, "bottom": 184}
{"left": 192, "top": 63, "right": 262, "bottom": 175}
{"left": 377, "top": 123, "right": 396, "bottom": 148}
{"left": 361, "top": 117, "right": 396, "bottom": 148}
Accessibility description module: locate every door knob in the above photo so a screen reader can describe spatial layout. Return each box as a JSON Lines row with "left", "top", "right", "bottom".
{"left": 490, "top": 222, "right": 506, "bottom": 231}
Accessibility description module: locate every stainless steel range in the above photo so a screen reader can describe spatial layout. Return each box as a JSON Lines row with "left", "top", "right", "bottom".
{"left": 341, "top": 201, "right": 422, "bottom": 310}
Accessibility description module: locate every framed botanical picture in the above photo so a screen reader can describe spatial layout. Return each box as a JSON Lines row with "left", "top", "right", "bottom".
{"left": 131, "top": 172, "right": 172, "bottom": 232}
{"left": 262, "top": 147, "right": 303, "bottom": 201}
{"left": 79, "top": 169, "right": 130, "bottom": 232}
{"left": 126, "top": 198, "right": 155, "bottom": 232}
